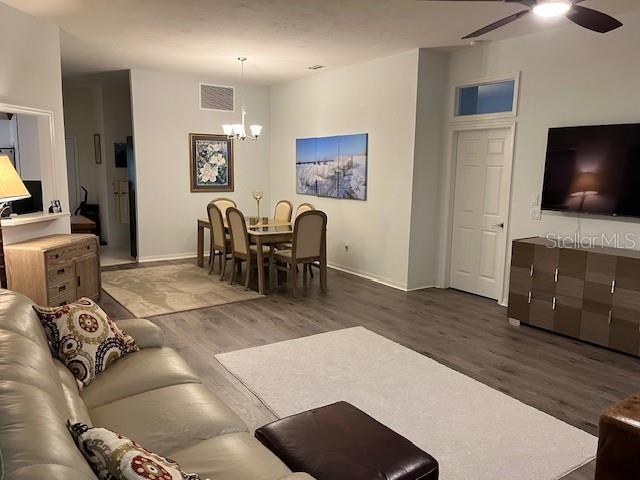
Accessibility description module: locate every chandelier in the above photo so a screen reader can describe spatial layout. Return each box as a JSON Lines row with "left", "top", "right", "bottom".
{"left": 222, "top": 57, "right": 263, "bottom": 141}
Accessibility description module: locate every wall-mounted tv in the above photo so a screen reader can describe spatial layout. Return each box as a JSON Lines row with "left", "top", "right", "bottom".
{"left": 541, "top": 123, "right": 640, "bottom": 218}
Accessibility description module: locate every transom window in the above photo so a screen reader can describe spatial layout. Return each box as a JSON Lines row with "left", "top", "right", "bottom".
{"left": 454, "top": 78, "right": 517, "bottom": 118}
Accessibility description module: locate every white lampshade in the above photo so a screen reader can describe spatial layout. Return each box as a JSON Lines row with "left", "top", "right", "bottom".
{"left": 233, "top": 124, "right": 246, "bottom": 138}
{"left": 222, "top": 124, "right": 233, "bottom": 136}
{"left": 0, "top": 155, "right": 30, "bottom": 202}
{"left": 250, "top": 124, "right": 263, "bottom": 137}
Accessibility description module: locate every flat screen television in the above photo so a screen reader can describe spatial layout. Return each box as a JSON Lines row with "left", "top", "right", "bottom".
{"left": 541, "top": 123, "right": 640, "bottom": 218}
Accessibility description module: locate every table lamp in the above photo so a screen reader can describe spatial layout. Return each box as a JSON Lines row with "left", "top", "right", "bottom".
{"left": 0, "top": 155, "right": 30, "bottom": 218}
{"left": 570, "top": 171, "right": 599, "bottom": 211}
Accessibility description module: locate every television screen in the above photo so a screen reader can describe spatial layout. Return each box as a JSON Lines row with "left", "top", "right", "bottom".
{"left": 541, "top": 123, "right": 640, "bottom": 217}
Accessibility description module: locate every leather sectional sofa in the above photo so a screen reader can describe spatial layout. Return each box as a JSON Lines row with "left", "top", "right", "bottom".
{"left": 0, "top": 289, "right": 315, "bottom": 480}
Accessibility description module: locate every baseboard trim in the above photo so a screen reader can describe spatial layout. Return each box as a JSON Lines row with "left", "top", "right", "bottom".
{"left": 406, "top": 283, "right": 437, "bottom": 292}
{"left": 138, "top": 252, "right": 199, "bottom": 263}
{"left": 135, "top": 254, "right": 435, "bottom": 293}
{"left": 328, "top": 263, "right": 435, "bottom": 292}
{"left": 328, "top": 263, "right": 409, "bottom": 291}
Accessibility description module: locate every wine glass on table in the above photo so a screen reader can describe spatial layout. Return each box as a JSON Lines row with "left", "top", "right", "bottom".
{"left": 252, "top": 190, "right": 264, "bottom": 225}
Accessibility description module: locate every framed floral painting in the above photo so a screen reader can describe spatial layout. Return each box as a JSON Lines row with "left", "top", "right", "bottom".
{"left": 189, "top": 133, "right": 234, "bottom": 192}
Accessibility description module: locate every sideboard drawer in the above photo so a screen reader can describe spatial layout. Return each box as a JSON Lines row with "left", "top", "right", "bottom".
{"left": 48, "top": 279, "right": 75, "bottom": 301}
{"left": 47, "top": 262, "right": 74, "bottom": 286}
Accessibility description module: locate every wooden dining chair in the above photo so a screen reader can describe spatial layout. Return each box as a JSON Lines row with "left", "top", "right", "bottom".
{"left": 212, "top": 197, "right": 236, "bottom": 217}
{"left": 272, "top": 210, "right": 327, "bottom": 297}
{"left": 275, "top": 202, "right": 316, "bottom": 251}
{"left": 296, "top": 202, "right": 315, "bottom": 216}
{"left": 226, "top": 207, "right": 271, "bottom": 291}
{"left": 274, "top": 200, "right": 293, "bottom": 223}
{"left": 207, "top": 202, "right": 231, "bottom": 280}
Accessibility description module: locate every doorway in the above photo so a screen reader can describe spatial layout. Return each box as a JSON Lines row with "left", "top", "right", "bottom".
{"left": 449, "top": 127, "right": 514, "bottom": 300}
{"left": 65, "top": 136, "right": 80, "bottom": 212}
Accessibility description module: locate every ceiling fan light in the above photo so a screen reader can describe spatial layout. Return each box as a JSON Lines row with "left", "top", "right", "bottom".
{"left": 533, "top": 1, "right": 571, "bottom": 18}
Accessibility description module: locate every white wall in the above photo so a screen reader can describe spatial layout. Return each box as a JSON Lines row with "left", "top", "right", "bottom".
{"left": 269, "top": 50, "right": 420, "bottom": 289}
{"left": 0, "top": 118, "right": 14, "bottom": 147}
{"left": 0, "top": 2, "right": 69, "bottom": 243}
{"left": 445, "top": 10, "right": 640, "bottom": 303}
{"left": 130, "top": 68, "right": 270, "bottom": 261}
{"left": 407, "top": 49, "right": 449, "bottom": 290}
{"left": 16, "top": 114, "right": 42, "bottom": 181}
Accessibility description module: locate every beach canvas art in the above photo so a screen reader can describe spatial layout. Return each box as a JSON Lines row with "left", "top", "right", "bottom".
{"left": 296, "top": 133, "right": 368, "bottom": 200}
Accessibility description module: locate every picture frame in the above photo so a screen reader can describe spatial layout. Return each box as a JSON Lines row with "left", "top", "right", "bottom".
{"left": 189, "top": 133, "right": 234, "bottom": 192}
{"left": 296, "top": 133, "right": 368, "bottom": 201}
{"left": 94, "top": 134, "right": 102, "bottom": 164}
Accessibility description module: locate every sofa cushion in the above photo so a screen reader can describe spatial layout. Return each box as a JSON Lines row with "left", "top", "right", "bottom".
{"left": 81, "top": 347, "right": 200, "bottom": 409}
{"left": 116, "top": 318, "right": 165, "bottom": 349}
{"left": 89, "top": 383, "right": 248, "bottom": 456}
{"left": 33, "top": 298, "right": 138, "bottom": 386}
{"left": 0, "top": 290, "right": 50, "bottom": 349}
{"left": 169, "top": 432, "right": 292, "bottom": 480}
{"left": 0, "top": 381, "right": 98, "bottom": 480}
{"left": 69, "top": 422, "right": 200, "bottom": 480}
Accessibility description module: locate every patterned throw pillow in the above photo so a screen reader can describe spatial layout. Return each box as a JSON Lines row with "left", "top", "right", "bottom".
{"left": 34, "top": 298, "right": 138, "bottom": 386}
{"left": 68, "top": 422, "right": 200, "bottom": 480}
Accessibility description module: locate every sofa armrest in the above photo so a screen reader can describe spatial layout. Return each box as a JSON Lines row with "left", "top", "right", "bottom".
{"left": 115, "top": 318, "right": 164, "bottom": 349}
{"left": 279, "top": 474, "right": 317, "bottom": 480}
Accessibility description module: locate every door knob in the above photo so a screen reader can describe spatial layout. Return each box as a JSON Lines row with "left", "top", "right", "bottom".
{"left": 492, "top": 222, "right": 504, "bottom": 228}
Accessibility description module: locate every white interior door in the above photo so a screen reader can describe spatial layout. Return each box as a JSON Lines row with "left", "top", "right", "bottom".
{"left": 449, "top": 128, "right": 511, "bottom": 300}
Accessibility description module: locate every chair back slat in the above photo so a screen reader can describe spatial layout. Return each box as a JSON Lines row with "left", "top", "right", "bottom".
{"left": 226, "top": 207, "right": 250, "bottom": 255}
{"left": 293, "top": 210, "right": 327, "bottom": 259}
{"left": 274, "top": 200, "right": 293, "bottom": 223}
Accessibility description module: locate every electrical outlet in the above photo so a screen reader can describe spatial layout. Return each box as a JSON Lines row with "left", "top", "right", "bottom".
{"left": 531, "top": 207, "right": 541, "bottom": 220}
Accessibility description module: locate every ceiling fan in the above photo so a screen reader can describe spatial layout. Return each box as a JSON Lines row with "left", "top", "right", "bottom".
{"left": 421, "top": 0, "right": 623, "bottom": 39}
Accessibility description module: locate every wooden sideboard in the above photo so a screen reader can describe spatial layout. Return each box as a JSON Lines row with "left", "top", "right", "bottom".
{"left": 508, "top": 237, "right": 640, "bottom": 356}
{"left": 5, "top": 234, "right": 101, "bottom": 307}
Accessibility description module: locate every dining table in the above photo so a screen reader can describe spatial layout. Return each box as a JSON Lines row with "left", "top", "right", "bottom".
{"left": 197, "top": 216, "right": 293, "bottom": 295}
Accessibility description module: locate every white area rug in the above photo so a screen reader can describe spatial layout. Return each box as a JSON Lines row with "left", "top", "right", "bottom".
{"left": 216, "top": 327, "right": 597, "bottom": 480}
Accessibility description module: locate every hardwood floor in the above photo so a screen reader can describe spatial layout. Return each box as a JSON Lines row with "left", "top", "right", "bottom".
{"left": 100, "top": 259, "right": 640, "bottom": 480}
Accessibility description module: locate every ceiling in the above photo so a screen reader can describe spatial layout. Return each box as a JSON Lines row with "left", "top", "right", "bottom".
{"left": 3, "top": 0, "right": 639, "bottom": 85}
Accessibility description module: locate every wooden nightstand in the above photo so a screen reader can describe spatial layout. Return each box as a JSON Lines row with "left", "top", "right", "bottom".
{"left": 4, "top": 234, "right": 101, "bottom": 306}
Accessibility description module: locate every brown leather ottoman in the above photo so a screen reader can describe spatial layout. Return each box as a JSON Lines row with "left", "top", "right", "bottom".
{"left": 595, "top": 393, "right": 640, "bottom": 480}
{"left": 255, "top": 401, "right": 439, "bottom": 480}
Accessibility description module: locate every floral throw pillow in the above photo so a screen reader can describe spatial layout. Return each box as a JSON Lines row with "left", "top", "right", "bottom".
{"left": 68, "top": 422, "right": 200, "bottom": 480}
{"left": 33, "top": 298, "right": 138, "bottom": 386}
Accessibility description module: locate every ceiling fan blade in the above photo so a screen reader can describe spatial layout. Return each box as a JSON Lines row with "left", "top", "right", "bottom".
{"left": 462, "top": 9, "right": 530, "bottom": 39}
{"left": 566, "top": 5, "right": 623, "bottom": 33}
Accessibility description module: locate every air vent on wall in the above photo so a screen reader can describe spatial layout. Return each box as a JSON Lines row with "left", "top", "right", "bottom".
{"left": 200, "top": 84, "right": 234, "bottom": 111}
